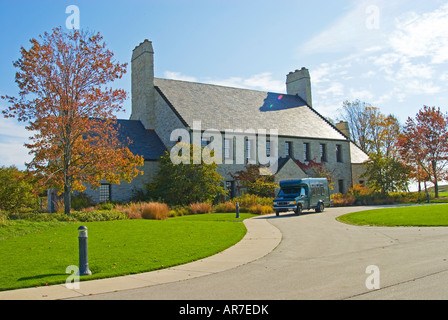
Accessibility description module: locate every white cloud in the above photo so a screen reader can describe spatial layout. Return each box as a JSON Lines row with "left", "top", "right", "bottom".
{"left": 300, "top": 0, "right": 393, "bottom": 55}
{"left": 389, "top": 3, "right": 448, "bottom": 63}
{"left": 164, "top": 71, "right": 286, "bottom": 93}
{"left": 0, "top": 117, "right": 34, "bottom": 169}
{"left": 163, "top": 71, "right": 198, "bottom": 82}
{"left": 348, "top": 88, "right": 375, "bottom": 102}
{"left": 299, "top": 1, "right": 448, "bottom": 118}
{"left": 0, "top": 117, "right": 29, "bottom": 139}
{"left": 206, "top": 72, "right": 285, "bottom": 93}
{"left": 0, "top": 139, "right": 31, "bottom": 169}
{"left": 317, "top": 82, "right": 345, "bottom": 98}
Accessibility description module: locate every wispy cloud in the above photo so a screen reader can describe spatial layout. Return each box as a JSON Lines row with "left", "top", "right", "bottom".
{"left": 300, "top": 0, "right": 448, "bottom": 119}
{"left": 0, "top": 116, "right": 32, "bottom": 169}
{"left": 164, "top": 71, "right": 285, "bottom": 93}
{"left": 389, "top": 3, "right": 448, "bottom": 63}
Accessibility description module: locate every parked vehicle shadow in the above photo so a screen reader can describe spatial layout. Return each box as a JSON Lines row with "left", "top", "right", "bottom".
{"left": 257, "top": 211, "right": 319, "bottom": 220}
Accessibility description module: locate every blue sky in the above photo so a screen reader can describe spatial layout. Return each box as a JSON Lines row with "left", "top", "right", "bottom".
{"left": 1, "top": 0, "right": 448, "bottom": 169}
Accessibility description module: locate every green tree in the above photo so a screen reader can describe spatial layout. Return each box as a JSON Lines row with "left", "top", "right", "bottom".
{"left": 361, "top": 154, "right": 410, "bottom": 194}
{"left": 149, "top": 143, "right": 227, "bottom": 205}
{"left": 0, "top": 166, "right": 39, "bottom": 212}
{"left": 230, "top": 164, "right": 278, "bottom": 198}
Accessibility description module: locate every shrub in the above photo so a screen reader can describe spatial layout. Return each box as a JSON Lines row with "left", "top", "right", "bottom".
{"left": 247, "top": 204, "right": 273, "bottom": 215}
{"left": 0, "top": 211, "right": 8, "bottom": 227}
{"left": 349, "top": 184, "right": 372, "bottom": 197}
{"left": 389, "top": 192, "right": 429, "bottom": 204}
{"left": 232, "top": 193, "right": 273, "bottom": 208}
{"left": 0, "top": 166, "right": 39, "bottom": 212}
{"left": 331, "top": 193, "right": 356, "bottom": 207}
{"left": 168, "top": 205, "right": 192, "bottom": 217}
{"left": 71, "top": 193, "right": 95, "bottom": 211}
{"left": 115, "top": 202, "right": 169, "bottom": 220}
{"left": 3, "top": 210, "right": 128, "bottom": 222}
{"left": 97, "top": 202, "right": 115, "bottom": 211}
{"left": 70, "top": 210, "right": 128, "bottom": 222}
{"left": 189, "top": 202, "right": 213, "bottom": 214}
{"left": 213, "top": 202, "right": 236, "bottom": 213}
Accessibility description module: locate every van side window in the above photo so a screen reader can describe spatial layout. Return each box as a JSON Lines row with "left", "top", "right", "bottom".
{"left": 320, "top": 184, "right": 324, "bottom": 195}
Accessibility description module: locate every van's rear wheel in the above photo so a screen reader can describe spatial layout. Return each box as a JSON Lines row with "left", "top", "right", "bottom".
{"left": 315, "top": 202, "right": 324, "bottom": 213}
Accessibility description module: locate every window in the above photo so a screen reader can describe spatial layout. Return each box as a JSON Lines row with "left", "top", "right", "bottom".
{"left": 266, "top": 140, "right": 271, "bottom": 157}
{"left": 99, "top": 184, "right": 111, "bottom": 203}
{"left": 224, "top": 138, "right": 232, "bottom": 160}
{"left": 320, "top": 144, "right": 327, "bottom": 162}
{"left": 285, "top": 141, "right": 292, "bottom": 157}
{"left": 201, "top": 138, "right": 209, "bottom": 148}
{"left": 303, "top": 143, "right": 311, "bottom": 161}
{"left": 336, "top": 144, "right": 343, "bottom": 163}
{"left": 338, "top": 180, "right": 344, "bottom": 194}
{"left": 246, "top": 139, "right": 255, "bottom": 163}
{"left": 226, "top": 181, "right": 235, "bottom": 199}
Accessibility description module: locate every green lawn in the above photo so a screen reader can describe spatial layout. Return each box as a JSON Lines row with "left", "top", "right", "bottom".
{"left": 337, "top": 204, "right": 448, "bottom": 227}
{"left": 0, "top": 213, "right": 255, "bottom": 291}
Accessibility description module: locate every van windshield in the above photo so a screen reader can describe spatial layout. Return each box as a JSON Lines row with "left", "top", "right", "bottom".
{"left": 278, "top": 186, "right": 307, "bottom": 198}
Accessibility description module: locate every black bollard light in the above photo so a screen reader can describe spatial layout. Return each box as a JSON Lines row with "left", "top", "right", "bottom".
{"left": 78, "top": 226, "right": 92, "bottom": 276}
{"left": 236, "top": 202, "right": 240, "bottom": 219}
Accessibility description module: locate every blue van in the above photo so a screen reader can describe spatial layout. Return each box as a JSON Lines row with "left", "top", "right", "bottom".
{"left": 273, "top": 178, "right": 331, "bottom": 216}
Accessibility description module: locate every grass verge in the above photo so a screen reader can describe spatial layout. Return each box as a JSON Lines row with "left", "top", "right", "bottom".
{"left": 337, "top": 204, "right": 448, "bottom": 227}
{"left": 0, "top": 213, "right": 255, "bottom": 291}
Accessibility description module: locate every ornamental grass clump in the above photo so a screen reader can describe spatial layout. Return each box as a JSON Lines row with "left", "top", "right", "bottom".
{"left": 189, "top": 202, "right": 213, "bottom": 214}
{"left": 141, "top": 202, "right": 169, "bottom": 220}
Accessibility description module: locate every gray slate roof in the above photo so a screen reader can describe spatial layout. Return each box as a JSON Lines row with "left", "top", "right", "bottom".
{"left": 116, "top": 119, "right": 166, "bottom": 160}
{"left": 154, "top": 78, "right": 348, "bottom": 141}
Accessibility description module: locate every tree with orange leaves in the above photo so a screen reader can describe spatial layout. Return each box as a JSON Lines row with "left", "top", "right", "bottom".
{"left": 1, "top": 27, "right": 144, "bottom": 214}
{"left": 397, "top": 106, "right": 448, "bottom": 198}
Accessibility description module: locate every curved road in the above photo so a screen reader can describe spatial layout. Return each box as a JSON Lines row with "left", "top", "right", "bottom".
{"left": 73, "top": 205, "right": 448, "bottom": 300}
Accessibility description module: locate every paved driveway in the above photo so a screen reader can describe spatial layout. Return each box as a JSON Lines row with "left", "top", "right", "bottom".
{"left": 73, "top": 205, "right": 448, "bottom": 300}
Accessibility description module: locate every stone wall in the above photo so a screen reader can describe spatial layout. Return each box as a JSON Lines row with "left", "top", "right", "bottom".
{"left": 82, "top": 160, "right": 159, "bottom": 203}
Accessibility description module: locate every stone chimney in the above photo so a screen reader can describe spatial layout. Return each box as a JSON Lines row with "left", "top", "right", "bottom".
{"left": 286, "top": 67, "right": 312, "bottom": 107}
{"left": 130, "top": 39, "right": 156, "bottom": 130}
{"left": 335, "top": 121, "right": 350, "bottom": 139}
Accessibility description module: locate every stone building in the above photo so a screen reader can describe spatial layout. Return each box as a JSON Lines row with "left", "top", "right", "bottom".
{"left": 84, "top": 39, "right": 368, "bottom": 203}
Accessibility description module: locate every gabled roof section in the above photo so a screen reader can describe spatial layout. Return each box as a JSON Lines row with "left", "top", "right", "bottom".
{"left": 274, "top": 156, "right": 308, "bottom": 178}
{"left": 154, "top": 78, "right": 349, "bottom": 141}
{"left": 350, "top": 142, "right": 370, "bottom": 164}
{"left": 115, "top": 119, "right": 166, "bottom": 160}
